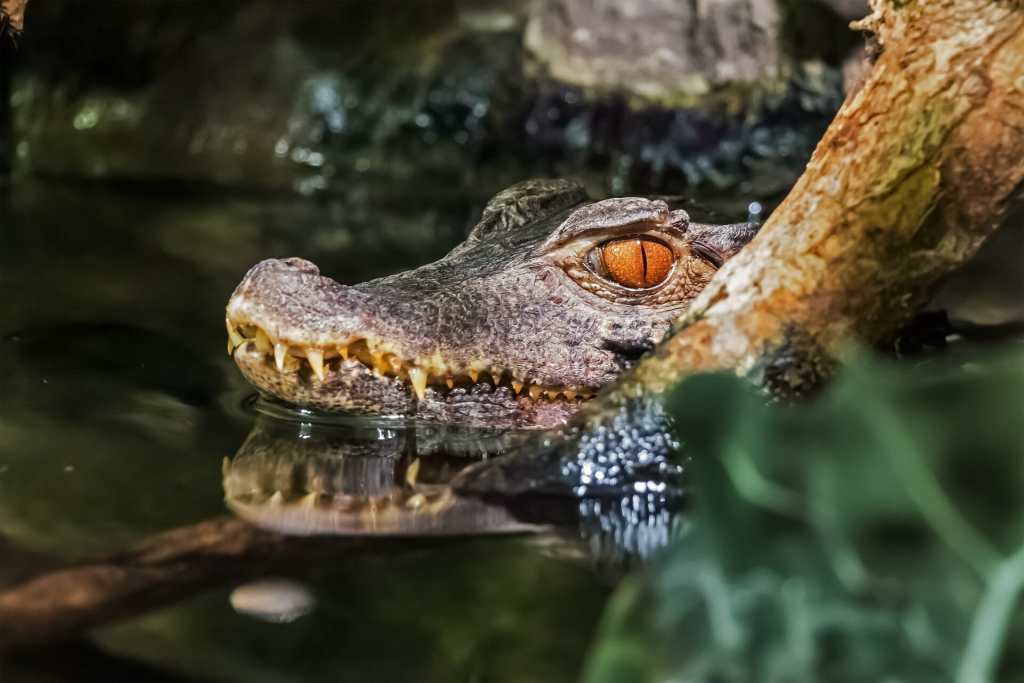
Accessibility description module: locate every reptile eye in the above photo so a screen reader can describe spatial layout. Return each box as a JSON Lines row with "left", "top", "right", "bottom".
{"left": 587, "top": 237, "right": 675, "bottom": 289}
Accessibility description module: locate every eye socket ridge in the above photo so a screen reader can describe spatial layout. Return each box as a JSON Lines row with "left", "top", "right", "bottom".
{"left": 585, "top": 235, "right": 676, "bottom": 290}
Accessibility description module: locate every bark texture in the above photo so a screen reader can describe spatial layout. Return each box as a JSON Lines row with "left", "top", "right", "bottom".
{"left": 593, "top": 0, "right": 1024, "bottom": 406}
{"left": 1, "top": 0, "right": 26, "bottom": 34}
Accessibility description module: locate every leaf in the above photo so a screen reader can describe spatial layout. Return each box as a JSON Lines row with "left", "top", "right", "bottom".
{"left": 586, "top": 348, "right": 1024, "bottom": 683}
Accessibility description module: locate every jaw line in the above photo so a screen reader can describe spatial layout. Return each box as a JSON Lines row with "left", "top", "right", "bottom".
{"left": 226, "top": 315, "right": 597, "bottom": 404}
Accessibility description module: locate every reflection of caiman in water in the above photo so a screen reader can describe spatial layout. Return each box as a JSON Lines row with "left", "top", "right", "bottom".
{"left": 224, "top": 405, "right": 685, "bottom": 562}
{"left": 0, "top": 407, "right": 684, "bottom": 647}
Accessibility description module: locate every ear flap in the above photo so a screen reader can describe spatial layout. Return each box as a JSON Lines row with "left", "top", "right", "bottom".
{"left": 467, "top": 178, "right": 588, "bottom": 243}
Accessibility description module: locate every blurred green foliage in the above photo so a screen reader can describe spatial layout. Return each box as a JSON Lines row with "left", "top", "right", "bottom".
{"left": 586, "top": 348, "right": 1024, "bottom": 682}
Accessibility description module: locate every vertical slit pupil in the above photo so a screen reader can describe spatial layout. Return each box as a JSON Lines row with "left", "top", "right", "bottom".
{"left": 598, "top": 237, "right": 673, "bottom": 289}
{"left": 640, "top": 239, "right": 648, "bottom": 284}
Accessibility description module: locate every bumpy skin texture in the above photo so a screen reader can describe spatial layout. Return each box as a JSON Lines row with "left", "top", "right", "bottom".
{"left": 227, "top": 179, "right": 757, "bottom": 428}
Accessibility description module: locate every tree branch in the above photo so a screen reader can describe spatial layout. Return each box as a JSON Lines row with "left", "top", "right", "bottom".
{"left": 1, "top": 0, "right": 27, "bottom": 36}
{"left": 593, "top": 0, "right": 1024, "bottom": 407}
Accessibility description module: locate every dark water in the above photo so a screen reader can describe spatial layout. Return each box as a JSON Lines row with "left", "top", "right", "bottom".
{"left": 0, "top": 180, "right": 637, "bottom": 683}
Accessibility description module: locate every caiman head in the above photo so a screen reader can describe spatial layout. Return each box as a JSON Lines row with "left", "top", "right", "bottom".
{"left": 226, "top": 179, "right": 757, "bottom": 428}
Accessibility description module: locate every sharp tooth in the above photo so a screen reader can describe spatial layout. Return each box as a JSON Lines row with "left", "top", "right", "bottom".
{"left": 446, "top": 377, "right": 454, "bottom": 389}
{"left": 564, "top": 389, "right": 577, "bottom": 401}
{"left": 268, "top": 491, "right": 285, "bottom": 507}
{"left": 338, "top": 345, "right": 349, "bottom": 360}
{"left": 274, "top": 343, "right": 288, "bottom": 371}
{"left": 512, "top": 381, "right": 524, "bottom": 395}
{"left": 409, "top": 367, "right": 428, "bottom": 400}
{"left": 299, "top": 492, "right": 319, "bottom": 508}
{"left": 468, "top": 369, "right": 479, "bottom": 383}
{"left": 405, "top": 493, "right": 427, "bottom": 510}
{"left": 528, "top": 385, "right": 542, "bottom": 400}
{"left": 225, "top": 319, "right": 245, "bottom": 352}
{"left": 545, "top": 389, "right": 560, "bottom": 400}
{"left": 254, "top": 329, "right": 272, "bottom": 354}
{"left": 306, "top": 349, "right": 326, "bottom": 381}
{"left": 491, "top": 372, "right": 502, "bottom": 385}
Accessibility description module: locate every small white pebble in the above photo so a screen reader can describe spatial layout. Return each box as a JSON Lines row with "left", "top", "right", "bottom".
{"left": 230, "top": 578, "right": 316, "bottom": 624}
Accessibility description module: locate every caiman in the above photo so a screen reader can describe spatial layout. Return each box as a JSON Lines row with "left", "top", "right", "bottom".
{"left": 226, "top": 179, "right": 757, "bottom": 428}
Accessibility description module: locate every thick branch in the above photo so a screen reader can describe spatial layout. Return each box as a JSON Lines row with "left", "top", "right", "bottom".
{"left": 0, "top": 0, "right": 26, "bottom": 35}
{"left": 596, "top": 0, "right": 1024, "bottom": 405}
{"left": 0, "top": 517, "right": 426, "bottom": 647}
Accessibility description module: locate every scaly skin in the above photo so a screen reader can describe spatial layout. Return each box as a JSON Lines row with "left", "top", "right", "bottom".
{"left": 226, "top": 179, "right": 757, "bottom": 428}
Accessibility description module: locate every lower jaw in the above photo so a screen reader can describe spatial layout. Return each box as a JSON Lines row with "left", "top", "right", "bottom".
{"left": 232, "top": 345, "right": 586, "bottom": 429}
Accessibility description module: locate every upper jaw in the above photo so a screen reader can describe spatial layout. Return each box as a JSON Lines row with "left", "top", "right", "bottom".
{"left": 226, "top": 258, "right": 601, "bottom": 420}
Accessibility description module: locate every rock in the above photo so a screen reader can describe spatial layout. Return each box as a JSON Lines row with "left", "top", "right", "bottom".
{"left": 10, "top": 0, "right": 854, "bottom": 198}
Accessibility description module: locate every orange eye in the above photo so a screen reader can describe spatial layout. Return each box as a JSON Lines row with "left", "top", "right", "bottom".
{"left": 590, "top": 237, "right": 675, "bottom": 289}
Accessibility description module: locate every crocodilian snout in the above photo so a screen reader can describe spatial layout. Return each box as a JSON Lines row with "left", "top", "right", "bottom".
{"left": 686, "top": 221, "right": 760, "bottom": 266}
{"left": 226, "top": 257, "right": 374, "bottom": 344}
{"left": 225, "top": 257, "right": 421, "bottom": 415}
{"left": 225, "top": 258, "right": 599, "bottom": 424}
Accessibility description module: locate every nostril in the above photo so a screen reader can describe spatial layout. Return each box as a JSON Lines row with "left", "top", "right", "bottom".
{"left": 230, "top": 257, "right": 326, "bottom": 306}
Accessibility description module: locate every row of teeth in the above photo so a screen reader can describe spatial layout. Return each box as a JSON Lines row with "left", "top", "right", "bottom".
{"left": 227, "top": 459, "right": 453, "bottom": 513}
{"left": 227, "top": 488, "right": 455, "bottom": 513}
{"left": 226, "top": 318, "right": 596, "bottom": 402}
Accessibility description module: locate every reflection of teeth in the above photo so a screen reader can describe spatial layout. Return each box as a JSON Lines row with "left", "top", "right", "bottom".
{"left": 226, "top": 317, "right": 597, "bottom": 403}
{"left": 405, "top": 458, "right": 421, "bottom": 487}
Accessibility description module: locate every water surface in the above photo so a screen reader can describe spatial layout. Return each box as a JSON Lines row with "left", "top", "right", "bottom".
{"left": 0, "top": 179, "right": 629, "bottom": 682}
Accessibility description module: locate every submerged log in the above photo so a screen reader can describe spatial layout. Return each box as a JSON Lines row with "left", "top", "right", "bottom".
{"left": 0, "top": 517, "right": 429, "bottom": 647}
{"left": 590, "top": 0, "right": 1024, "bottom": 407}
